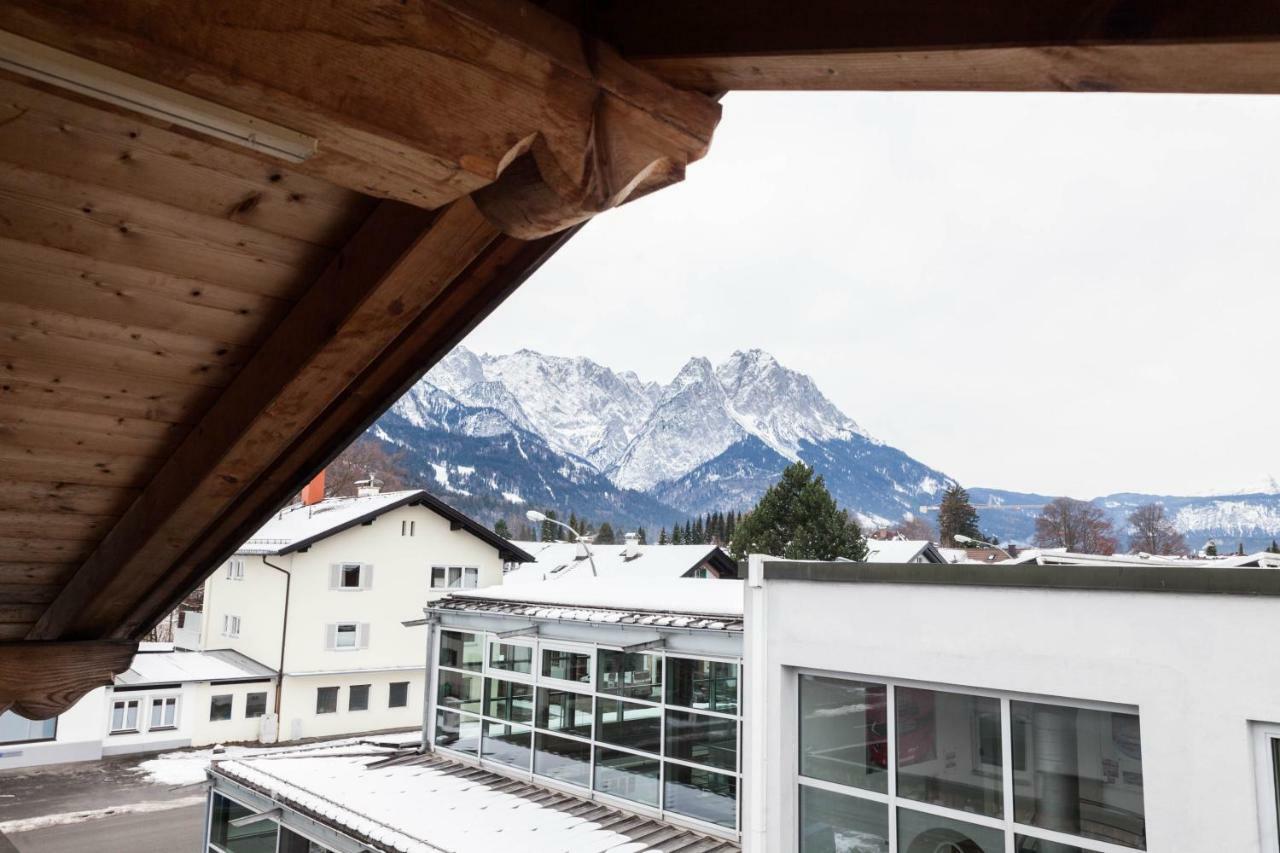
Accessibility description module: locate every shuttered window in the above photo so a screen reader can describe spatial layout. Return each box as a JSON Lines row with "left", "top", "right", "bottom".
{"left": 326, "top": 622, "right": 370, "bottom": 651}
{"left": 430, "top": 566, "right": 479, "bottom": 589}
{"left": 329, "top": 563, "right": 373, "bottom": 590}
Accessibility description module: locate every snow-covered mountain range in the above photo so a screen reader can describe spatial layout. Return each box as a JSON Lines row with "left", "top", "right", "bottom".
{"left": 369, "top": 346, "right": 1280, "bottom": 549}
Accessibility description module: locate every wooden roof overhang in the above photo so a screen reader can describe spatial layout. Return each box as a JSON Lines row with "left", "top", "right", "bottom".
{"left": 0, "top": 0, "right": 1275, "bottom": 716}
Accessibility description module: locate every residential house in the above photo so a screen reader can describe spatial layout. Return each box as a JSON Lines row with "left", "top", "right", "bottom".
{"left": 862, "top": 539, "right": 948, "bottom": 564}
{"left": 503, "top": 533, "right": 740, "bottom": 583}
{"left": 192, "top": 479, "right": 533, "bottom": 742}
{"left": 0, "top": 645, "right": 275, "bottom": 770}
{"left": 205, "top": 576, "right": 746, "bottom": 851}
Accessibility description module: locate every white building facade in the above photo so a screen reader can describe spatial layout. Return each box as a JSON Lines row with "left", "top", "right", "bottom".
{"left": 743, "top": 557, "right": 1280, "bottom": 853}
{"left": 196, "top": 488, "right": 532, "bottom": 742}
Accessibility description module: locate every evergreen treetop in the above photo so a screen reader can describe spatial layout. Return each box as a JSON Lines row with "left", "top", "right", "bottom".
{"left": 728, "top": 462, "right": 867, "bottom": 561}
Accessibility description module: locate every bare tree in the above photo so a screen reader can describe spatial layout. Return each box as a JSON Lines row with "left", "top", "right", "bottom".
{"left": 899, "top": 515, "right": 937, "bottom": 541}
{"left": 325, "top": 437, "right": 412, "bottom": 498}
{"left": 1126, "top": 503, "right": 1187, "bottom": 556}
{"left": 1033, "top": 497, "right": 1118, "bottom": 555}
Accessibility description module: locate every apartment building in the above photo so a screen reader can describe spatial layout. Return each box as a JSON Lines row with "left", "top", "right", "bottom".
{"left": 194, "top": 480, "right": 532, "bottom": 742}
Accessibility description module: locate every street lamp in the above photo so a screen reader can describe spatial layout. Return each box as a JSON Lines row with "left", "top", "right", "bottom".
{"left": 526, "top": 510, "right": 596, "bottom": 576}
{"left": 953, "top": 533, "right": 1001, "bottom": 550}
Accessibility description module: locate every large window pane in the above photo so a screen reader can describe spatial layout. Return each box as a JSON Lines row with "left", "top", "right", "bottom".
{"left": 484, "top": 677, "right": 534, "bottom": 723}
{"left": 596, "top": 698, "right": 661, "bottom": 754}
{"left": 593, "top": 746, "right": 659, "bottom": 806}
{"left": 439, "top": 630, "right": 482, "bottom": 671}
{"left": 799, "top": 675, "right": 887, "bottom": 794}
{"left": 597, "top": 650, "right": 662, "bottom": 701}
{"left": 663, "top": 762, "right": 737, "bottom": 829}
{"left": 666, "top": 657, "right": 738, "bottom": 714}
{"left": 536, "top": 688, "right": 592, "bottom": 737}
{"left": 315, "top": 687, "right": 337, "bottom": 715}
{"left": 490, "top": 642, "right": 533, "bottom": 674}
{"left": 210, "top": 694, "right": 233, "bottom": 722}
{"left": 435, "top": 709, "right": 480, "bottom": 754}
{"left": 438, "top": 670, "right": 482, "bottom": 714}
{"left": 482, "top": 721, "right": 531, "bottom": 770}
{"left": 542, "top": 648, "right": 590, "bottom": 683}
{"left": 1012, "top": 702, "right": 1146, "bottom": 850}
{"left": 799, "top": 785, "right": 889, "bottom": 853}
{"left": 209, "top": 793, "right": 278, "bottom": 853}
{"left": 0, "top": 711, "right": 56, "bottom": 744}
{"left": 665, "top": 709, "right": 737, "bottom": 771}
{"left": 534, "top": 732, "right": 591, "bottom": 787}
{"left": 1015, "top": 837, "right": 1091, "bottom": 853}
{"left": 896, "top": 687, "right": 1002, "bottom": 817}
{"left": 279, "top": 826, "right": 329, "bottom": 853}
{"left": 897, "top": 808, "right": 1003, "bottom": 853}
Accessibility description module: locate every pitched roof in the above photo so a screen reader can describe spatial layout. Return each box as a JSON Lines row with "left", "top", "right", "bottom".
{"left": 115, "top": 649, "right": 276, "bottom": 686}
{"left": 502, "top": 540, "right": 738, "bottom": 584}
{"left": 213, "top": 749, "right": 739, "bottom": 853}
{"left": 237, "top": 489, "right": 533, "bottom": 562}
{"left": 863, "top": 539, "right": 947, "bottom": 564}
{"left": 432, "top": 577, "right": 745, "bottom": 630}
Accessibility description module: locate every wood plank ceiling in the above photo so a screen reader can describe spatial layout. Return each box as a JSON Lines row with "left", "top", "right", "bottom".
{"left": 1, "top": 0, "right": 1278, "bottom": 715}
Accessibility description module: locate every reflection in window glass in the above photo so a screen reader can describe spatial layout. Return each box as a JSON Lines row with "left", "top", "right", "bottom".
{"left": 541, "top": 648, "right": 590, "bottom": 683}
{"left": 0, "top": 711, "right": 56, "bottom": 744}
{"left": 435, "top": 709, "right": 480, "bottom": 754}
{"left": 209, "top": 793, "right": 278, "bottom": 853}
{"left": 210, "top": 694, "right": 233, "bottom": 722}
{"left": 897, "top": 807, "right": 1004, "bottom": 853}
{"left": 482, "top": 721, "right": 531, "bottom": 770}
{"left": 438, "top": 630, "right": 482, "bottom": 671}
{"left": 896, "top": 688, "right": 1002, "bottom": 817}
{"left": 593, "top": 746, "right": 659, "bottom": 806}
{"left": 799, "top": 675, "right": 887, "bottom": 793}
{"left": 438, "top": 670, "right": 482, "bottom": 714}
{"left": 534, "top": 732, "right": 591, "bottom": 787}
{"left": 799, "top": 785, "right": 889, "bottom": 853}
{"left": 315, "top": 687, "right": 337, "bottom": 715}
{"left": 596, "top": 698, "right": 661, "bottom": 754}
{"left": 663, "top": 763, "right": 737, "bottom": 828}
{"left": 1014, "top": 837, "right": 1090, "bottom": 853}
{"left": 279, "top": 826, "right": 329, "bottom": 852}
{"left": 666, "top": 657, "right": 738, "bottom": 714}
{"left": 597, "top": 651, "right": 662, "bottom": 701}
{"left": 490, "top": 642, "right": 533, "bottom": 674}
{"left": 536, "top": 688, "right": 592, "bottom": 737}
{"left": 664, "top": 709, "right": 737, "bottom": 771}
{"left": 1012, "top": 702, "right": 1146, "bottom": 850}
{"left": 484, "top": 677, "right": 534, "bottom": 723}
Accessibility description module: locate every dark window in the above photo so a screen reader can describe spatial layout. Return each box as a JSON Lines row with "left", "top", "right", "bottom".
{"left": 484, "top": 677, "right": 534, "bottom": 723}
{"left": 489, "top": 642, "right": 533, "bottom": 674}
{"left": 597, "top": 650, "right": 662, "bottom": 701}
{"left": 439, "top": 670, "right": 483, "bottom": 714}
{"left": 800, "top": 785, "right": 888, "bottom": 853}
{"left": 664, "top": 709, "right": 737, "bottom": 771}
{"left": 209, "top": 694, "right": 233, "bottom": 722}
{"left": 896, "top": 688, "right": 1003, "bottom": 818}
{"left": 534, "top": 732, "right": 591, "bottom": 788}
{"left": 439, "top": 630, "right": 482, "bottom": 671}
{"left": 541, "top": 648, "right": 590, "bottom": 683}
{"left": 664, "top": 762, "right": 737, "bottom": 829}
{"left": 341, "top": 564, "right": 362, "bottom": 588}
{"left": 593, "top": 746, "right": 659, "bottom": 806}
{"left": 435, "top": 709, "right": 480, "bottom": 754}
{"left": 245, "top": 692, "right": 267, "bottom": 719}
{"left": 279, "top": 826, "right": 326, "bottom": 853}
{"left": 595, "top": 698, "right": 661, "bottom": 754}
{"left": 799, "top": 675, "right": 888, "bottom": 793}
{"left": 666, "top": 657, "right": 738, "bottom": 714}
{"left": 349, "top": 684, "right": 370, "bottom": 712}
{"left": 389, "top": 681, "right": 409, "bottom": 708}
{"left": 209, "top": 793, "right": 277, "bottom": 853}
{"left": 316, "top": 686, "right": 338, "bottom": 714}
{"left": 536, "top": 688, "right": 592, "bottom": 738}
{"left": 481, "top": 720, "right": 531, "bottom": 770}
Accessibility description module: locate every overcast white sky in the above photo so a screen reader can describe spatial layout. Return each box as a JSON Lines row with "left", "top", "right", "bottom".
{"left": 463, "top": 91, "right": 1280, "bottom": 498}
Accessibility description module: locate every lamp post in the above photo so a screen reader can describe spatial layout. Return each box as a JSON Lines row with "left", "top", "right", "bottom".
{"left": 526, "top": 510, "right": 597, "bottom": 577}
{"left": 953, "top": 533, "right": 1011, "bottom": 560}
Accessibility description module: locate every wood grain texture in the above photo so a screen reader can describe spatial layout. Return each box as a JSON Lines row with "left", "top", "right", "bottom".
{"left": 0, "top": 640, "right": 137, "bottom": 717}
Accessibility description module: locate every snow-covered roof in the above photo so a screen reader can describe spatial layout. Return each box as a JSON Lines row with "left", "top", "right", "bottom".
{"left": 502, "top": 540, "right": 737, "bottom": 584}
{"left": 237, "top": 489, "right": 532, "bottom": 561}
{"left": 213, "top": 750, "right": 738, "bottom": 853}
{"left": 433, "top": 577, "right": 745, "bottom": 629}
{"left": 1001, "top": 549, "right": 1280, "bottom": 568}
{"left": 863, "top": 539, "right": 946, "bottom": 564}
{"left": 116, "top": 649, "right": 275, "bottom": 686}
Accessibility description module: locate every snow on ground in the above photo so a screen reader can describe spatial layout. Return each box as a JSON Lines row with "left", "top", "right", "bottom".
{"left": 0, "top": 796, "right": 206, "bottom": 834}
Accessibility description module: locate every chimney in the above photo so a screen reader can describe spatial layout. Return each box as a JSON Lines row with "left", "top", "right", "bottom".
{"left": 624, "top": 532, "right": 640, "bottom": 559}
{"left": 301, "top": 470, "right": 326, "bottom": 506}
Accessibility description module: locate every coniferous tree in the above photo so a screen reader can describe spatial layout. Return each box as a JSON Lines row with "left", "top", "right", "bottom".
{"left": 596, "top": 522, "right": 616, "bottom": 545}
{"left": 684, "top": 520, "right": 693, "bottom": 543}
{"left": 1237, "top": 542, "right": 1246, "bottom": 556}
{"left": 728, "top": 462, "right": 867, "bottom": 561}
{"left": 658, "top": 527, "right": 668, "bottom": 545}
{"left": 938, "top": 484, "right": 982, "bottom": 547}
{"left": 1205, "top": 541, "right": 1218, "bottom": 557}
{"left": 1268, "top": 540, "right": 1280, "bottom": 554}
{"left": 494, "top": 518, "right": 511, "bottom": 538}
{"left": 637, "top": 527, "right": 648, "bottom": 545}
{"left": 693, "top": 516, "right": 704, "bottom": 544}
{"left": 540, "top": 509, "right": 560, "bottom": 542}
{"left": 567, "top": 512, "right": 580, "bottom": 538}
{"left": 672, "top": 524, "right": 684, "bottom": 545}
{"left": 724, "top": 511, "right": 736, "bottom": 542}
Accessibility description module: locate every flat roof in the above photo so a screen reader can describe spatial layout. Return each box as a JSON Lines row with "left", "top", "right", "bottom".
{"left": 116, "top": 649, "right": 276, "bottom": 686}
{"left": 213, "top": 749, "right": 738, "bottom": 852}
{"left": 763, "top": 559, "right": 1280, "bottom": 597}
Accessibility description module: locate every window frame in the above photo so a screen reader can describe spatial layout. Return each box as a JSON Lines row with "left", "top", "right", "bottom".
{"left": 431, "top": 565, "right": 480, "bottom": 590}
{"left": 226, "top": 558, "right": 245, "bottom": 580}
{"left": 208, "top": 693, "right": 234, "bottom": 723}
{"left": 148, "top": 694, "right": 180, "bottom": 731}
{"left": 316, "top": 686, "right": 339, "bottom": 715}
{"left": 109, "top": 697, "right": 141, "bottom": 734}
{"left": 245, "top": 691, "right": 268, "bottom": 719}
{"left": 334, "top": 622, "right": 359, "bottom": 650}
{"left": 0, "top": 710, "right": 57, "bottom": 745}
{"left": 389, "top": 681, "right": 410, "bottom": 709}
{"left": 1253, "top": 722, "right": 1280, "bottom": 853}
{"left": 222, "top": 614, "right": 241, "bottom": 638}
{"left": 793, "top": 669, "right": 1145, "bottom": 853}
{"left": 348, "top": 683, "right": 371, "bottom": 712}
{"left": 330, "top": 562, "right": 371, "bottom": 591}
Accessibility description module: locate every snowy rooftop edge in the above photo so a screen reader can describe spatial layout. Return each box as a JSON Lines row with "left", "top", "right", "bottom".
{"left": 438, "top": 576, "right": 746, "bottom": 619}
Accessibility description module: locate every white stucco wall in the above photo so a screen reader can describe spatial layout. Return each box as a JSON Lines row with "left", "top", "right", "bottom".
{"left": 746, "top": 572, "right": 1280, "bottom": 853}
{"left": 0, "top": 687, "right": 106, "bottom": 769}
{"left": 279, "top": 671, "right": 422, "bottom": 741}
{"left": 100, "top": 683, "right": 197, "bottom": 756}
{"left": 191, "top": 680, "right": 276, "bottom": 747}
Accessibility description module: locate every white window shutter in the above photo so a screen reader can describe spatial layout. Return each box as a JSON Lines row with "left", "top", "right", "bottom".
{"left": 362, "top": 564, "right": 374, "bottom": 590}
{"left": 358, "top": 623, "right": 370, "bottom": 649}
{"left": 329, "top": 564, "right": 341, "bottom": 589}
{"left": 325, "top": 624, "right": 337, "bottom": 650}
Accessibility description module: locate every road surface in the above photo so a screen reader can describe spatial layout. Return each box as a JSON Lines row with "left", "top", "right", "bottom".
{"left": 1, "top": 803, "right": 204, "bottom": 853}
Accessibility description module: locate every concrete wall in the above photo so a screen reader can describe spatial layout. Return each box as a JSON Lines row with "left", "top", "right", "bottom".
{"left": 746, "top": 570, "right": 1280, "bottom": 852}
{"left": 190, "top": 681, "right": 276, "bottom": 747}
{"left": 279, "top": 671, "right": 422, "bottom": 741}
{"left": 0, "top": 687, "right": 106, "bottom": 769}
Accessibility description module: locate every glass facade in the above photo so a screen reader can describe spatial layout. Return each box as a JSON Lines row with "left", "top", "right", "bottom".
{"left": 433, "top": 629, "right": 741, "bottom": 834}
{"left": 798, "top": 676, "right": 1146, "bottom": 853}
{"left": 208, "top": 793, "right": 337, "bottom": 853}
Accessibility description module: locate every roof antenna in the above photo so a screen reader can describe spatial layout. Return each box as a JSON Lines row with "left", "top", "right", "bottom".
{"left": 354, "top": 471, "right": 384, "bottom": 498}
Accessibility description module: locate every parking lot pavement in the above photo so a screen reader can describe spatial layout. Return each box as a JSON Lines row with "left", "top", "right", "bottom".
{"left": 0, "top": 753, "right": 205, "bottom": 853}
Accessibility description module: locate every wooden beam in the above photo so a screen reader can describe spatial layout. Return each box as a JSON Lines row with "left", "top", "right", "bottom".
{"left": 0, "top": 640, "right": 137, "bottom": 717}
{"left": 120, "top": 226, "right": 582, "bottom": 641}
{"left": 0, "top": 0, "right": 720, "bottom": 233}
{"left": 578, "top": 0, "right": 1280, "bottom": 93}
{"left": 29, "top": 197, "right": 502, "bottom": 641}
